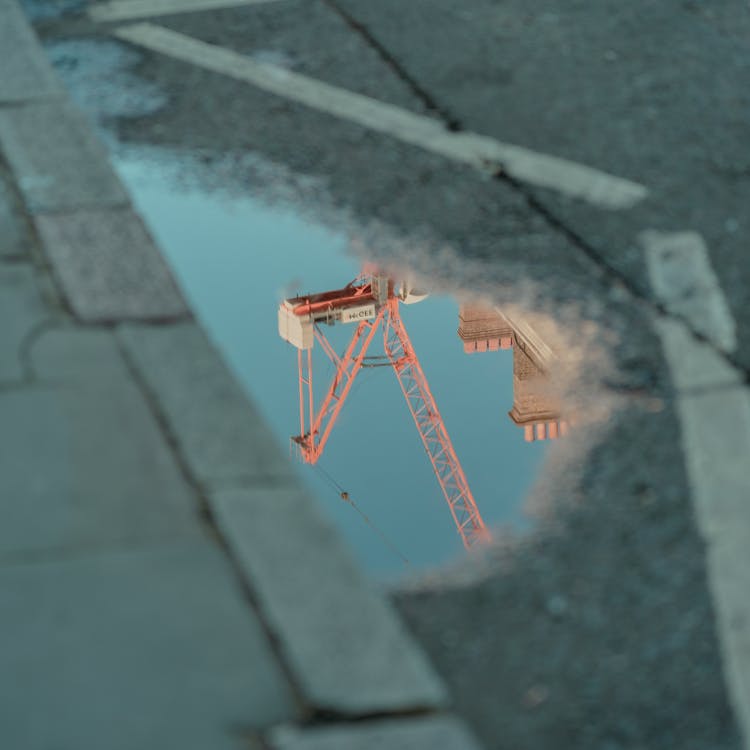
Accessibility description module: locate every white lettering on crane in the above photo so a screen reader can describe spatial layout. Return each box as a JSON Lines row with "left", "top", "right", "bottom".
{"left": 341, "top": 304, "right": 377, "bottom": 324}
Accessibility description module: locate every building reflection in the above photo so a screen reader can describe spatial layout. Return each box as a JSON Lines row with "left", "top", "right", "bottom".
{"left": 458, "top": 305, "right": 569, "bottom": 442}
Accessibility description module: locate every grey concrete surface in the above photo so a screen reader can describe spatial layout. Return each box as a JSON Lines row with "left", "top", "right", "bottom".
{"left": 0, "top": 0, "right": 62, "bottom": 102}
{"left": 270, "top": 716, "right": 482, "bottom": 750}
{"left": 212, "top": 486, "right": 448, "bottom": 715}
{"left": 34, "top": 207, "right": 187, "bottom": 321}
{"left": 0, "top": 99, "right": 127, "bottom": 213}
{"left": 0, "top": 265, "right": 50, "bottom": 383}
{"left": 0, "top": 329, "right": 200, "bottom": 556}
{"left": 117, "top": 322, "right": 294, "bottom": 488}
{"left": 0, "top": 540, "right": 297, "bottom": 750}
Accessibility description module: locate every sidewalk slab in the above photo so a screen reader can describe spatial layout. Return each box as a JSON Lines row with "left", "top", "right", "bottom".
{"left": 34, "top": 208, "right": 187, "bottom": 322}
{"left": 117, "top": 322, "right": 293, "bottom": 487}
{"left": 0, "top": 0, "right": 63, "bottom": 103}
{"left": 0, "top": 99, "right": 127, "bottom": 213}
{"left": 0, "top": 265, "right": 50, "bottom": 383}
{"left": 269, "top": 716, "right": 482, "bottom": 750}
{"left": 0, "top": 328, "right": 199, "bottom": 556}
{"left": 0, "top": 539, "right": 298, "bottom": 750}
{"left": 212, "top": 486, "right": 448, "bottom": 715}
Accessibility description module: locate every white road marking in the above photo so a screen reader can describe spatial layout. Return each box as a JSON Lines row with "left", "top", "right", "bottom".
{"left": 90, "top": 0, "right": 288, "bottom": 23}
{"left": 646, "top": 231, "right": 750, "bottom": 750}
{"left": 643, "top": 230, "right": 737, "bottom": 354}
{"left": 112, "top": 23, "right": 648, "bottom": 210}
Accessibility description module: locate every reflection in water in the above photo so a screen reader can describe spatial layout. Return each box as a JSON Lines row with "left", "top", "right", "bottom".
{"left": 279, "top": 269, "right": 490, "bottom": 549}
{"left": 42, "top": 32, "right": 601, "bottom": 579}
{"left": 278, "top": 268, "right": 573, "bottom": 557}
{"left": 111, "top": 146, "right": 567, "bottom": 580}
{"left": 459, "top": 306, "right": 569, "bottom": 442}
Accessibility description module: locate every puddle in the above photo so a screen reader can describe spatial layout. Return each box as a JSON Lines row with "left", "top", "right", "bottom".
{"left": 110, "top": 148, "right": 578, "bottom": 580}
{"left": 43, "top": 39, "right": 603, "bottom": 581}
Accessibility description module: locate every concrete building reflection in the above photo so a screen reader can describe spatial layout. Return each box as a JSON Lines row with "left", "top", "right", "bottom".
{"left": 458, "top": 305, "right": 569, "bottom": 442}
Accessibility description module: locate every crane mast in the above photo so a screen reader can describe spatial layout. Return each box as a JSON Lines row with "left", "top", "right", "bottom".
{"left": 278, "top": 271, "right": 489, "bottom": 549}
{"left": 382, "top": 297, "right": 489, "bottom": 547}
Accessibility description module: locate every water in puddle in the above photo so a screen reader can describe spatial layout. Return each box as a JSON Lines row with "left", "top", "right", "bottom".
{"left": 114, "top": 151, "right": 559, "bottom": 580}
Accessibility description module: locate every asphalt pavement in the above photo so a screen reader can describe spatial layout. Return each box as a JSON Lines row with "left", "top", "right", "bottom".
{"left": 0, "top": 1, "right": 475, "bottom": 748}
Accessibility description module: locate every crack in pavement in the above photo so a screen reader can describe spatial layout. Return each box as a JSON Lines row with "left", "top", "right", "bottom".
{"left": 321, "top": 0, "right": 462, "bottom": 131}
{"left": 318, "top": 4, "right": 750, "bottom": 386}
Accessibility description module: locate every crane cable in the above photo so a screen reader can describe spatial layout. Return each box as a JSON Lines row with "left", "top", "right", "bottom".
{"left": 314, "top": 463, "right": 410, "bottom": 567}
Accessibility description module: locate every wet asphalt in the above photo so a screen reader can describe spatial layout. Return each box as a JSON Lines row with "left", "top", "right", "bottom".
{"left": 28, "top": 0, "right": 748, "bottom": 747}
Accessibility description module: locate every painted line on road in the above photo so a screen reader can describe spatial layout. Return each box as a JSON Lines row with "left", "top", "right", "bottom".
{"left": 90, "top": 0, "right": 289, "bottom": 23}
{"left": 643, "top": 230, "right": 737, "bottom": 354}
{"left": 646, "top": 230, "right": 750, "bottom": 749}
{"left": 112, "top": 23, "right": 648, "bottom": 210}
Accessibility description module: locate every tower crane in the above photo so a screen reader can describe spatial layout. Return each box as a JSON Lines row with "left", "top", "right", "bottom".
{"left": 278, "top": 268, "right": 489, "bottom": 549}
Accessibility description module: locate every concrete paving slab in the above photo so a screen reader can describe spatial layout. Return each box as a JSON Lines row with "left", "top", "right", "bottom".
{"left": 0, "top": 329, "right": 201, "bottom": 556}
{"left": 30, "top": 326, "right": 131, "bottom": 382}
{"left": 0, "top": 539, "right": 298, "bottom": 750}
{"left": 0, "top": 0, "right": 63, "bottom": 103}
{"left": 34, "top": 207, "right": 187, "bottom": 322}
{"left": 117, "top": 322, "right": 292, "bottom": 487}
{"left": 0, "top": 99, "right": 128, "bottom": 213}
{"left": 211, "top": 486, "right": 448, "bottom": 715}
{"left": 269, "top": 716, "right": 483, "bottom": 750}
{"left": 0, "top": 173, "right": 29, "bottom": 260}
{"left": 0, "top": 265, "right": 50, "bottom": 383}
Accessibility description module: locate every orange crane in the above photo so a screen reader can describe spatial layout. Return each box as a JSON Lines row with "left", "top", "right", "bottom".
{"left": 278, "top": 269, "right": 489, "bottom": 549}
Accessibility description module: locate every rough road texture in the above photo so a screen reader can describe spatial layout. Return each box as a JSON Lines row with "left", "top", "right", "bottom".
{"left": 394, "top": 401, "right": 740, "bottom": 750}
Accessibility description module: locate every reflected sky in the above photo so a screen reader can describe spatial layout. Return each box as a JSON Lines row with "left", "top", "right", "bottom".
{"left": 115, "top": 152, "right": 548, "bottom": 580}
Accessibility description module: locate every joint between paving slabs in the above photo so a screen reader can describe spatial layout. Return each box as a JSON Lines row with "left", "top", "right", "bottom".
{"left": 111, "top": 327, "right": 229, "bottom": 530}
{"left": 0, "top": 155, "right": 76, "bottom": 319}
{"left": 113, "top": 326, "right": 453, "bottom": 725}
{"left": 111, "top": 326, "right": 319, "bottom": 719}
{"left": 16, "top": 317, "right": 63, "bottom": 384}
